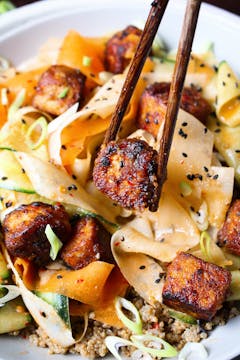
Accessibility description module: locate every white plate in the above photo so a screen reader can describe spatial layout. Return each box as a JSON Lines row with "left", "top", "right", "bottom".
{"left": 0, "top": 0, "right": 239, "bottom": 359}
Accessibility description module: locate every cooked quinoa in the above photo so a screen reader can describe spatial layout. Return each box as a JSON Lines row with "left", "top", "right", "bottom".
{"left": 17, "top": 290, "right": 240, "bottom": 359}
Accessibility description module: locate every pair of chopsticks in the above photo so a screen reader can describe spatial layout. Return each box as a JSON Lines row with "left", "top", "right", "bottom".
{"left": 103, "top": 0, "right": 202, "bottom": 212}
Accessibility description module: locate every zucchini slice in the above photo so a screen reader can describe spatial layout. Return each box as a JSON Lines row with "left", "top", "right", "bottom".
{"left": 34, "top": 291, "right": 71, "bottom": 328}
{"left": 0, "top": 298, "right": 31, "bottom": 334}
{"left": 0, "top": 251, "right": 10, "bottom": 282}
{"left": 0, "top": 150, "right": 35, "bottom": 194}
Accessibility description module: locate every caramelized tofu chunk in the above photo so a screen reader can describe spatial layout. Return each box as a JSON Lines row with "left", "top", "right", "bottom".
{"left": 93, "top": 138, "right": 158, "bottom": 211}
{"left": 217, "top": 199, "right": 240, "bottom": 256}
{"left": 32, "top": 65, "right": 86, "bottom": 116}
{"left": 61, "top": 216, "right": 114, "bottom": 269}
{"left": 162, "top": 252, "right": 231, "bottom": 320}
{"left": 137, "top": 82, "right": 212, "bottom": 137}
{"left": 105, "top": 25, "right": 142, "bottom": 74}
{"left": 3, "top": 202, "right": 71, "bottom": 266}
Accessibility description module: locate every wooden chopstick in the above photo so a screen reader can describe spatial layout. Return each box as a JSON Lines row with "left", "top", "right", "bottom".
{"left": 150, "top": 0, "right": 202, "bottom": 212}
{"left": 103, "top": 0, "right": 169, "bottom": 144}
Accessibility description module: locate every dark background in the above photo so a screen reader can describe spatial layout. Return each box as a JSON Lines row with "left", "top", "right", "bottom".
{"left": 11, "top": 0, "right": 240, "bottom": 16}
{"left": 6, "top": 0, "right": 240, "bottom": 359}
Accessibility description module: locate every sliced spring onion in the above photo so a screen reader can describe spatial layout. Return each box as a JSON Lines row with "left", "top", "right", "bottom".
{"left": 115, "top": 296, "right": 142, "bottom": 335}
{"left": 152, "top": 34, "right": 167, "bottom": 59}
{"left": 45, "top": 224, "right": 63, "bottom": 261}
{"left": 8, "top": 88, "right": 26, "bottom": 122}
{"left": 179, "top": 181, "right": 192, "bottom": 196}
{"left": 58, "top": 87, "right": 69, "bottom": 99}
{"left": 0, "top": 285, "right": 21, "bottom": 307}
{"left": 82, "top": 56, "right": 92, "bottom": 67}
{"left": 168, "top": 309, "right": 197, "bottom": 325}
{"left": 178, "top": 342, "right": 208, "bottom": 360}
{"left": 1, "top": 88, "right": 8, "bottom": 106}
{"left": 0, "top": 1, "right": 15, "bottom": 14}
{"left": 105, "top": 336, "right": 134, "bottom": 360}
{"left": 0, "top": 146, "right": 16, "bottom": 152}
{"left": 131, "top": 334, "right": 178, "bottom": 358}
{"left": 200, "top": 231, "right": 212, "bottom": 262}
{"left": 75, "top": 312, "right": 89, "bottom": 343}
{"left": 26, "top": 116, "right": 48, "bottom": 150}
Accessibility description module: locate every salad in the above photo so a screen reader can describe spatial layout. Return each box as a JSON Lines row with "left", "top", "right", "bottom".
{"left": 0, "top": 8, "right": 240, "bottom": 360}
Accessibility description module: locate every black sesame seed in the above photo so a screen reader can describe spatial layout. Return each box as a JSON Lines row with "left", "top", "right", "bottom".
{"left": 204, "top": 127, "right": 208, "bottom": 134}
{"left": 213, "top": 65, "right": 218, "bottom": 73}
{"left": 198, "top": 174, "right": 203, "bottom": 181}
{"left": 67, "top": 184, "right": 78, "bottom": 191}
{"left": 151, "top": 0, "right": 158, "bottom": 7}
{"left": 1, "top": 176, "right": 8, "bottom": 181}
{"left": 235, "top": 149, "right": 240, "bottom": 153}
{"left": 222, "top": 81, "right": 226, "bottom": 86}
{"left": 227, "top": 73, "right": 231, "bottom": 78}
{"left": 200, "top": 63, "right": 205, "bottom": 68}
{"left": 119, "top": 161, "right": 124, "bottom": 168}
{"left": 145, "top": 117, "right": 150, "bottom": 124}
{"left": 178, "top": 128, "right": 187, "bottom": 139}
{"left": 187, "top": 174, "right": 194, "bottom": 181}
{"left": 61, "top": 144, "right": 67, "bottom": 150}
{"left": 203, "top": 166, "right": 209, "bottom": 172}
{"left": 214, "top": 128, "right": 221, "bottom": 133}
{"left": 72, "top": 174, "right": 77, "bottom": 180}
{"left": 154, "top": 118, "right": 159, "bottom": 125}
{"left": 5, "top": 201, "right": 12, "bottom": 208}
{"left": 235, "top": 82, "right": 239, "bottom": 88}
{"left": 139, "top": 265, "right": 146, "bottom": 270}
{"left": 57, "top": 275, "right": 63, "bottom": 279}
{"left": 213, "top": 174, "right": 219, "bottom": 180}
{"left": 21, "top": 119, "right": 26, "bottom": 124}
{"left": 21, "top": 168, "right": 26, "bottom": 174}
{"left": 101, "top": 157, "right": 111, "bottom": 167}
{"left": 190, "top": 206, "right": 195, "bottom": 212}
{"left": 155, "top": 278, "right": 161, "bottom": 284}
{"left": 182, "top": 152, "right": 188, "bottom": 158}
{"left": 182, "top": 122, "right": 188, "bottom": 127}
{"left": 106, "top": 87, "right": 112, "bottom": 91}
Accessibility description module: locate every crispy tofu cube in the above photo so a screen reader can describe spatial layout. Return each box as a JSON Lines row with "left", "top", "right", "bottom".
{"left": 162, "top": 252, "right": 231, "bottom": 320}
{"left": 61, "top": 216, "right": 114, "bottom": 269}
{"left": 217, "top": 199, "right": 240, "bottom": 256}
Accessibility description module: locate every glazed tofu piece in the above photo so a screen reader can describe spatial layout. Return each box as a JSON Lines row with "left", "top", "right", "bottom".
{"left": 137, "top": 82, "right": 212, "bottom": 138}
{"left": 61, "top": 216, "right": 114, "bottom": 270}
{"left": 217, "top": 199, "right": 240, "bottom": 256}
{"left": 105, "top": 25, "right": 142, "bottom": 74}
{"left": 3, "top": 202, "right": 71, "bottom": 266}
{"left": 162, "top": 252, "right": 231, "bottom": 320}
{"left": 93, "top": 138, "right": 158, "bottom": 211}
{"left": 33, "top": 64, "right": 86, "bottom": 116}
